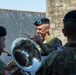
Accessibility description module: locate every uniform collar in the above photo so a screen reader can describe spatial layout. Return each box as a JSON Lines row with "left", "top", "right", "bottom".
{"left": 64, "top": 43, "right": 76, "bottom": 47}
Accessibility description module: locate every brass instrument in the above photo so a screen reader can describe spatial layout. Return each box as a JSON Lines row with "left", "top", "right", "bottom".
{"left": 8, "top": 37, "right": 42, "bottom": 75}
{"left": 7, "top": 59, "right": 21, "bottom": 75}
{"left": 7, "top": 33, "right": 50, "bottom": 75}
{"left": 2, "top": 50, "right": 20, "bottom": 74}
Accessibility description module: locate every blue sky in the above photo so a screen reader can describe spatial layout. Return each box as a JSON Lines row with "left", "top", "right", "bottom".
{"left": 0, "top": 0, "right": 46, "bottom": 12}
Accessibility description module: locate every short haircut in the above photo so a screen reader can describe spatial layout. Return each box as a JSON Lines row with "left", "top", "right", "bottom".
{"left": 63, "top": 10, "right": 76, "bottom": 36}
{"left": 64, "top": 21, "right": 76, "bottom": 36}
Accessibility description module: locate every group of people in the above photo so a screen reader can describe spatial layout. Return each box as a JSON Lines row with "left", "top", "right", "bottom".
{"left": 0, "top": 10, "right": 76, "bottom": 75}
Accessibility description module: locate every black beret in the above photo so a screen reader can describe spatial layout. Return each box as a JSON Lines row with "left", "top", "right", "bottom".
{"left": 63, "top": 10, "right": 76, "bottom": 23}
{"left": 0, "top": 26, "right": 7, "bottom": 37}
{"left": 34, "top": 18, "right": 50, "bottom": 26}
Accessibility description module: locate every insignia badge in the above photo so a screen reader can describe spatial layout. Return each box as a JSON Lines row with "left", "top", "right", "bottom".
{"left": 37, "top": 20, "right": 42, "bottom": 25}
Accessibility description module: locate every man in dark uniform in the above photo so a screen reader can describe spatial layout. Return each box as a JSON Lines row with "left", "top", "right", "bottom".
{"left": 33, "top": 18, "right": 62, "bottom": 55}
{"left": 0, "top": 26, "right": 11, "bottom": 75}
{"left": 43, "top": 10, "right": 76, "bottom": 75}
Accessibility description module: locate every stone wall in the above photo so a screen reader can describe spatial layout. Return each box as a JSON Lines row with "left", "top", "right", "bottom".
{"left": 46, "top": 0, "right": 76, "bottom": 44}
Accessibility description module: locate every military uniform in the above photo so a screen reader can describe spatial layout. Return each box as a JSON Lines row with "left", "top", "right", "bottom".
{"left": 40, "top": 10, "right": 76, "bottom": 75}
{"left": 36, "top": 36, "right": 62, "bottom": 75}
{"left": 39, "top": 36, "right": 62, "bottom": 55}
{"left": 42, "top": 43, "right": 76, "bottom": 75}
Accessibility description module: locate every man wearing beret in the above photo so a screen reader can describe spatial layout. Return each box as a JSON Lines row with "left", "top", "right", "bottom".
{"left": 43, "top": 10, "right": 76, "bottom": 75}
{"left": 0, "top": 26, "right": 11, "bottom": 75}
{"left": 33, "top": 18, "right": 62, "bottom": 56}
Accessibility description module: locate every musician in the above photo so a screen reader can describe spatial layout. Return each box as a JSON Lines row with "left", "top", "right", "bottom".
{"left": 33, "top": 18, "right": 62, "bottom": 56}
{"left": 0, "top": 26, "right": 11, "bottom": 75}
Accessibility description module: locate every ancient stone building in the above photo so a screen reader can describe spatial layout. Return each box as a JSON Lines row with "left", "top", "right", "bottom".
{"left": 46, "top": 0, "right": 76, "bottom": 44}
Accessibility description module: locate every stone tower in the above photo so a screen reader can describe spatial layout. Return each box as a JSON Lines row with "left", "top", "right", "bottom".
{"left": 46, "top": 0, "right": 76, "bottom": 44}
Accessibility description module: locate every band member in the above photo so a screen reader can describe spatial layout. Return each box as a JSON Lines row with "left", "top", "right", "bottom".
{"left": 33, "top": 18, "right": 62, "bottom": 55}
{"left": 0, "top": 26, "right": 11, "bottom": 75}
{"left": 43, "top": 10, "right": 76, "bottom": 75}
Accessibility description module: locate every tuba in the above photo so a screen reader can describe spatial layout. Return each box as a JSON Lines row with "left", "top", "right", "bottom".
{"left": 9, "top": 37, "right": 43, "bottom": 75}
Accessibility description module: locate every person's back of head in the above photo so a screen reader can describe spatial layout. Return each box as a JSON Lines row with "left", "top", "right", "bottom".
{"left": 63, "top": 10, "right": 76, "bottom": 38}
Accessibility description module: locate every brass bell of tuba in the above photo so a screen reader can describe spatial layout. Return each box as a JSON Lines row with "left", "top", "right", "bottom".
{"left": 10, "top": 37, "right": 41, "bottom": 75}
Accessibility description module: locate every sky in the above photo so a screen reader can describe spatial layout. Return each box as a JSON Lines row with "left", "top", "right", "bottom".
{"left": 0, "top": 0, "right": 46, "bottom": 12}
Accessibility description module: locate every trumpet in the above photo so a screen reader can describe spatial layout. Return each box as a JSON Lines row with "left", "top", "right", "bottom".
{"left": 2, "top": 50, "right": 11, "bottom": 56}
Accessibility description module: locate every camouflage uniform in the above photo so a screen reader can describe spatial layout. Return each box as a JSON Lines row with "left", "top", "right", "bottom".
{"left": 46, "top": 43, "right": 76, "bottom": 75}
{"left": 39, "top": 36, "right": 62, "bottom": 55}
{"left": 36, "top": 36, "right": 62, "bottom": 75}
